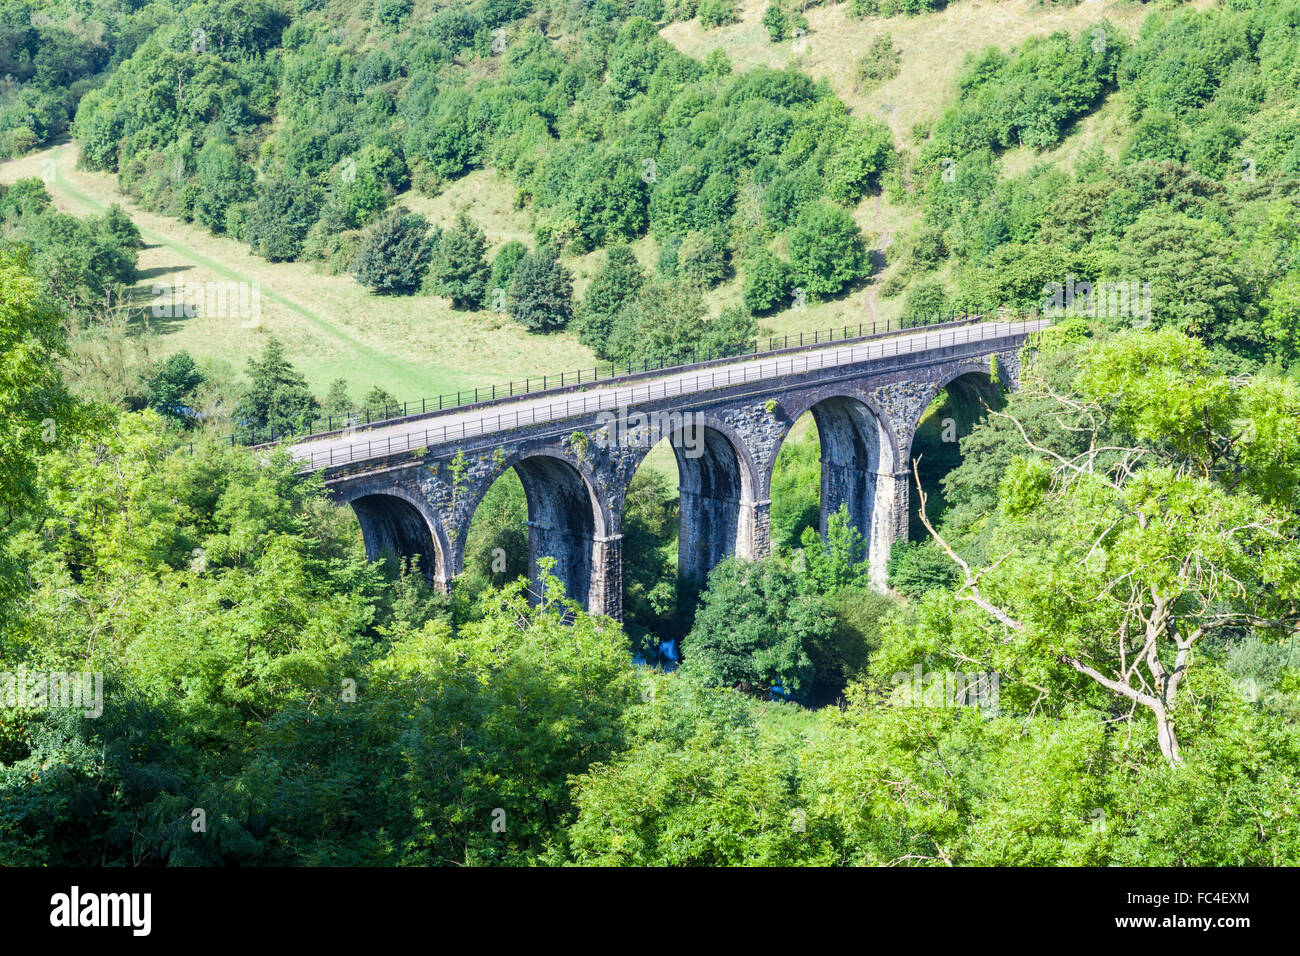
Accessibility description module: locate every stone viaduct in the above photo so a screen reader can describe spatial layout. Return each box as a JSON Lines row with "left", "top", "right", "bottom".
{"left": 290, "top": 319, "right": 1042, "bottom": 619}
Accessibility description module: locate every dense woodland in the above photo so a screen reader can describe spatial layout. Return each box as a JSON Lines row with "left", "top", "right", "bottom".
{"left": 3, "top": 0, "right": 1300, "bottom": 865}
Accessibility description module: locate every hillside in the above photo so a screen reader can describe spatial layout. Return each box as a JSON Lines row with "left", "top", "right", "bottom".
{"left": 0, "top": 0, "right": 1161, "bottom": 404}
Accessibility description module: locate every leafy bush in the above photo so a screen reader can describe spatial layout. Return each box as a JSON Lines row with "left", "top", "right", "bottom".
{"left": 682, "top": 557, "right": 834, "bottom": 696}
{"left": 799, "top": 505, "right": 870, "bottom": 595}
{"left": 488, "top": 240, "right": 529, "bottom": 304}
{"left": 677, "top": 231, "right": 729, "bottom": 287}
{"left": 605, "top": 279, "right": 755, "bottom": 365}
{"left": 854, "top": 33, "right": 902, "bottom": 91}
{"left": 787, "top": 202, "right": 868, "bottom": 300}
{"left": 698, "top": 0, "right": 738, "bottom": 29}
{"left": 507, "top": 246, "right": 574, "bottom": 331}
{"left": 849, "top": 0, "right": 946, "bottom": 17}
{"left": 245, "top": 179, "right": 323, "bottom": 262}
{"left": 144, "top": 351, "right": 204, "bottom": 424}
{"left": 428, "top": 212, "right": 489, "bottom": 309}
{"left": 886, "top": 539, "right": 960, "bottom": 597}
{"left": 352, "top": 208, "right": 435, "bottom": 295}
{"left": 762, "top": 4, "right": 789, "bottom": 42}
{"left": 902, "top": 276, "right": 948, "bottom": 318}
{"left": 576, "top": 244, "right": 645, "bottom": 355}
{"left": 742, "top": 249, "right": 793, "bottom": 314}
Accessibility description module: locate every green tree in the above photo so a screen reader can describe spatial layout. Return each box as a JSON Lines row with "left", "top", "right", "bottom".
{"left": 914, "top": 331, "right": 1300, "bottom": 764}
{"left": 323, "top": 378, "right": 352, "bottom": 419}
{"left": 606, "top": 280, "right": 755, "bottom": 366}
{"left": 903, "top": 276, "right": 948, "bottom": 319}
{"left": 787, "top": 202, "right": 867, "bottom": 301}
{"left": 1111, "top": 211, "right": 1256, "bottom": 361}
{"left": 0, "top": 247, "right": 89, "bottom": 557}
{"left": 99, "top": 204, "right": 143, "bottom": 250}
{"left": 507, "top": 246, "right": 574, "bottom": 332}
{"left": 762, "top": 3, "right": 788, "bottom": 42}
{"left": 677, "top": 230, "right": 729, "bottom": 287}
{"left": 567, "top": 676, "right": 813, "bottom": 865}
{"left": 352, "top": 207, "right": 435, "bottom": 295}
{"left": 144, "top": 351, "right": 204, "bottom": 425}
{"left": 1262, "top": 273, "right": 1300, "bottom": 368}
{"left": 698, "top": 0, "right": 737, "bottom": 29}
{"left": 234, "top": 337, "right": 319, "bottom": 437}
{"left": 428, "top": 212, "right": 489, "bottom": 309}
{"left": 193, "top": 138, "right": 255, "bottom": 234}
{"left": 245, "top": 178, "right": 323, "bottom": 262}
{"left": 854, "top": 33, "right": 901, "bottom": 91}
{"left": 575, "top": 243, "right": 644, "bottom": 356}
{"left": 799, "top": 504, "right": 870, "bottom": 594}
{"left": 488, "top": 240, "right": 528, "bottom": 306}
{"left": 682, "top": 557, "right": 834, "bottom": 696}
{"left": 742, "top": 249, "right": 793, "bottom": 314}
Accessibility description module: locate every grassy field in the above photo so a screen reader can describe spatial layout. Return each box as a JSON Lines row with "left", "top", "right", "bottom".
{"left": 662, "top": 0, "right": 1154, "bottom": 138}
{"left": 0, "top": 144, "right": 603, "bottom": 399}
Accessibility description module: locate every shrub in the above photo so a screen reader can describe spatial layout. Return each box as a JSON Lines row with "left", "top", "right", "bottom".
{"left": 854, "top": 33, "right": 901, "bottom": 91}
{"left": 352, "top": 207, "right": 435, "bottom": 295}
{"left": 678, "top": 231, "right": 729, "bottom": 287}
{"left": 428, "top": 212, "right": 489, "bottom": 309}
{"left": 576, "top": 244, "right": 644, "bottom": 356}
{"left": 245, "top": 178, "right": 323, "bottom": 262}
{"left": 762, "top": 3, "right": 789, "bottom": 42}
{"left": 878, "top": 272, "right": 906, "bottom": 298}
{"left": 698, "top": 0, "right": 738, "bottom": 29}
{"left": 144, "top": 351, "right": 204, "bottom": 424}
{"left": 682, "top": 557, "right": 834, "bottom": 696}
{"left": 508, "top": 246, "right": 574, "bottom": 331}
{"left": 786, "top": 202, "right": 867, "bottom": 300}
{"left": 100, "top": 204, "right": 143, "bottom": 250}
{"left": 377, "top": 0, "right": 411, "bottom": 26}
{"left": 488, "top": 240, "right": 529, "bottom": 305}
{"left": 886, "top": 539, "right": 959, "bottom": 597}
{"left": 902, "top": 276, "right": 948, "bottom": 319}
{"left": 741, "top": 248, "right": 793, "bottom": 314}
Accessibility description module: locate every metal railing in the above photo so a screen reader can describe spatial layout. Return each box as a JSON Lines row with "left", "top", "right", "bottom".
{"left": 296, "top": 317, "right": 1047, "bottom": 472}
{"left": 228, "top": 309, "right": 1008, "bottom": 447}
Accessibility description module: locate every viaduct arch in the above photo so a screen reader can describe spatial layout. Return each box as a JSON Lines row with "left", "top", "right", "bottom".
{"left": 297, "top": 320, "right": 1038, "bottom": 618}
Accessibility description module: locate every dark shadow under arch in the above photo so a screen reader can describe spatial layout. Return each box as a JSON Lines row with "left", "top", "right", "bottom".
{"left": 513, "top": 453, "right": 604, "bottom": 608}
{"left": 674, "top": 425, "right": 750, "bottom": 585}
{"left": 349, "top": 493, "right": 445, "bottom": 584}
{"left": 809, "top": 395, "right": 896, "bottom": 544}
